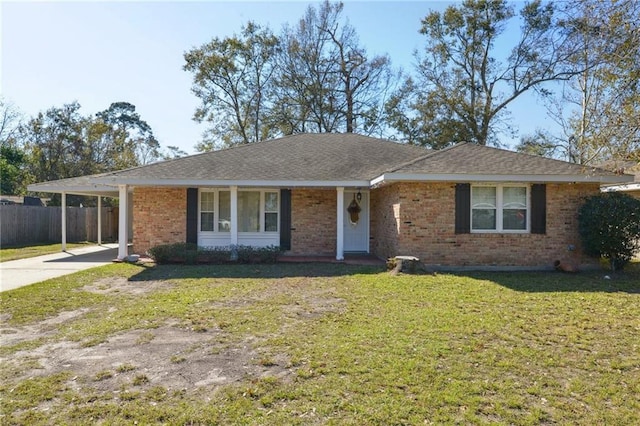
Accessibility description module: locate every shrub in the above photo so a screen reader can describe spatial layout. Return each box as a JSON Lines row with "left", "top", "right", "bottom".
{"left": 578, "top": 192, "right": 640, "bottom": 271}
{"left": 147, "top": 243, "right": 281, "bottom": 265}
{"left": 197, "top": 246, "right": 233, "bottom": 263}
{"left": 147, "top": 243, "right": 198, "bottom": 264}
{"left": 236, "top": 245, "right": 281, "bottom": 264}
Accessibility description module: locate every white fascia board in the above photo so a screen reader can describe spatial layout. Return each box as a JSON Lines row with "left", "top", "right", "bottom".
{"left": 26, "top": 183, "right": 121, "bottom": 196}
{"left": 90, "top": 177, "right": 371, "bottom": 188}
{"left": 601, "top": 183, "right": 640, "bottom": 192}
{"left": 371, "top": 173, "right": 633, "bottom": 185}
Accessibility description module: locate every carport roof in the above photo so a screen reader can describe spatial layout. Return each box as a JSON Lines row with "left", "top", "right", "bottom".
{"left": 27, "top": 174, "right": 121, "bottom": 197}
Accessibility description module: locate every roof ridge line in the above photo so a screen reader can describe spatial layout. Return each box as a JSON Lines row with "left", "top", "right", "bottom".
{"left": 385, "top": 142, "right": 465, "bottom": 174}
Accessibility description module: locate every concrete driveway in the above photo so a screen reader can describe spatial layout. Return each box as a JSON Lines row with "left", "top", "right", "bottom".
{"left": 0, "top": 244, "right": 118, "bottom": 292}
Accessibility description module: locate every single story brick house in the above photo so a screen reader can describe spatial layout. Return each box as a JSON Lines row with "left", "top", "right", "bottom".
{"left": 28, "top": 133, "right": 633, "bottom": 269}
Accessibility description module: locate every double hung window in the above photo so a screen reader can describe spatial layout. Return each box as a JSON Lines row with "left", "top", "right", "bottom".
{"left": 471, "top": 185, "right": 528, "bottom": 232}
{"left": 200, "top": 190, "right": 230, "bottom": 232}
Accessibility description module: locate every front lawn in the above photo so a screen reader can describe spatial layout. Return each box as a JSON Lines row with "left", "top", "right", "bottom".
{"left": 1, "top": 263, "right": 638, "bottom": 424}
{"left": 0, "top": 242, "right": 93, "bottom": 262}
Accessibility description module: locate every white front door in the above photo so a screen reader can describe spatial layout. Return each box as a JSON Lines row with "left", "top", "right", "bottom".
{"left": 343, "top": 190, "right": 369, "bottom": 252}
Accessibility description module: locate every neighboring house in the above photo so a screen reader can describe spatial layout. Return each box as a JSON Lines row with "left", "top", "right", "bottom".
{"left": 28, "top": 133, "right": 633, "bottom": 269}
{"left": 0, "top": 196, "right": 44, "bottom": 205}
{"left": 601, "top": 160, "right": 640, "bottom": 199}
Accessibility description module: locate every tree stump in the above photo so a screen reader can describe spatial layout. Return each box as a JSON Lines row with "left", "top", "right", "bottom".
{"left": 389, "top": 255, "right": 420, "bottom": 274}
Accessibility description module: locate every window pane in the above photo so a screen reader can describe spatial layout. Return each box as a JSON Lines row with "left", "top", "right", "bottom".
{"left": 218, "top": 191, "right": 230, "bottom": 232}
{"left": 238, "top": 191, "right": 260, "bottom": 232}
{"left": 265, "top": 192, "right": 278, "bottom": 212}
{"left": 201, "top": 192, "right": 215, "bottom": 212}
{"left": 504, "top": 209, "right": 527, "bottom": 230}
{"left": 200, "top": 212, "right": 214, "bottom": 232}
{"left": 265, "top": 212, "right": 278, "bottom": 232}
{"left": 472, "top": 187, "right": 496, "bottom": 208}
{"left": 472, "top": 209, "right": 496, "bottom": 230}
{"left": 503, "top": 187, "right": 526, "bottom": 209}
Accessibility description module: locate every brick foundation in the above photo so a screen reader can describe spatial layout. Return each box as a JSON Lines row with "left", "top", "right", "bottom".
{"left": 133, "top": 187, "right": 187, "bottom": 254}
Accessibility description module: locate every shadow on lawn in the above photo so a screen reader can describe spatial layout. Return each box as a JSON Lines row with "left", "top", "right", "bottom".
{"left": 461, "top": 267, "right": 640, "bottom": 293}
{"left": 128, "top": 262, "right": 384, "bottom": 281}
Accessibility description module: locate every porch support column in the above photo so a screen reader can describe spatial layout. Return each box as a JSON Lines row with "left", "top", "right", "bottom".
{"left": 336, "top": 187, "right": 344, "bottom": 261}
{"left": 61, "top": 192, "right": 67, "bottom": 252}
{"left": 230, "top": 186, "right": 238, "bottom": 247}
{"left": 97, "top": 196, "right": 102, "bottom": 245}
{"left": 117, "top": 185, "right": 128, "bottom": 259}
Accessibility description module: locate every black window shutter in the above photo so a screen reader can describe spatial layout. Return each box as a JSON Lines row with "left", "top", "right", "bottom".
{"left": 531, "top": 184, "right": 546, "bottom": 234}
{"left": 280, "top": 189, "right": 292, "bottom": 250}
{"left": 455, "top": 183, "right": 471, "bottom": 234}
{"left": 186, "top": 188, "right": 198, "bottom": 245}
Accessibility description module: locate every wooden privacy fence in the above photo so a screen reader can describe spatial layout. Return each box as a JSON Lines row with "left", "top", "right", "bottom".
{"left": 0, "top": 205, "right": 118, "bottom": 247}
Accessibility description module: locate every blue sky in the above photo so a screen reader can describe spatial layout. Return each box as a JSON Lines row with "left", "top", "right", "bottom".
{"left": 1, "top": 1, "right": 553, "bottom": 155}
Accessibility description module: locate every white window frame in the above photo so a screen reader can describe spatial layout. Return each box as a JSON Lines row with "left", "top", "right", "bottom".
{"left": 199, "top": 189, "right": 231, "bottom": 233}
{"left": 263, "top": 191, "right": 279, "bottom": 233}
{"left": 471, "top": 184, "right": 530, "bottom": 233}
{"left": 199, "top": 188, "right": 279, "bottom": 234}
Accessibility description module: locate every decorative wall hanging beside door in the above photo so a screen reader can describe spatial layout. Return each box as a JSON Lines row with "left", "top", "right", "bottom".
{"left": 347, "top": 192, "right": 361, "bottom": 225}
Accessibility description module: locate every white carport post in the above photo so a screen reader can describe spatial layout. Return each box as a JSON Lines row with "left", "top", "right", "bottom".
{"left": 117, "top": 185, "right": 128, "bottom": 259}
{"left": 336, "top": 187, "right": 344, "bottom": 261}
{"left": 61, "top": 192, "right": 67, "bottom": 252}
{"left": 97, "top": 196, "right": 102, "bottom": 245}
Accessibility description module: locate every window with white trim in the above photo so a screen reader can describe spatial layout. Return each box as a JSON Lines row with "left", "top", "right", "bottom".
{"left": 471, "top": 185, "right": 528, "bottom": 232}
{"left": 199, "top": 190, "right": 230, "bottom": 232}
{"left": 238, "top": 191, "right": 260, "bottom": 232}
{"left": 199, "top": 189, "right": 278, "bottom": 233}
{"left": 200, "top": 191, "right": 215, "bottom": 232}
{"left": 264, "top": 192, "right": 279, "bottom": 232}
{"left": 218, "top": 191, "right": 231, "bottom": 232}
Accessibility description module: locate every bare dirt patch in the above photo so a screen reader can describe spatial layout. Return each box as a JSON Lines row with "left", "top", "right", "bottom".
{"left": 1, "top": 274, "right": 347, "bottom": 403}
{"left": 0, "top": 308, "right": 90, "bottom": 346}
{"left": 81, "top": 276, "right": 174, "bottom": 295}
{"left": 3, "top": 324, "right": 292, "bottom": 396}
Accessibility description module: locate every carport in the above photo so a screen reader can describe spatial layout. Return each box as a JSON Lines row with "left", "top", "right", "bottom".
{"left": 27, "top": 175, "right": 132, "bottom": 260}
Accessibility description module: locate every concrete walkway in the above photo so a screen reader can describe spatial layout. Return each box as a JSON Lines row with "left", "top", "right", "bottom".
{"left": 0, "top": 244, "right": 118, "bottom": 292}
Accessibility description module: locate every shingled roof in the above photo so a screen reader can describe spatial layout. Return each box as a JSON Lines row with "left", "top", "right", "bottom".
{"left": 29, "top": 134, "right": 631, "bottom": 195}
{"left": 93, "top": 133, "right": 429, "bottom": 184}
{"left": 390, "top": 142, "right": 618, "bottom": 177}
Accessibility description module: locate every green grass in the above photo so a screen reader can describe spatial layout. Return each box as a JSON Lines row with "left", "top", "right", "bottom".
{"left": 1, "top": 262, "right": 639, "bottom": 424}
{"left": 0, "top": 241, "right": 94, "bottom": 262}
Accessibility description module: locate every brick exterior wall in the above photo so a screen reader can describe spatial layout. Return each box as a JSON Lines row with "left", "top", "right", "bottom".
{"left": 290, "top": 188, "right": 336, "bottom": 256}
{"left": 133, "top": 187, "right": 187, "bottom": 254}
{"left": 370, "top": 182, "right": 601, "bottom": 268}
{"left": 370, "top": 183, "right": 400, "bottom": 258}
{"left": 130, "top": 182, "right": 602, "bottom": 267}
